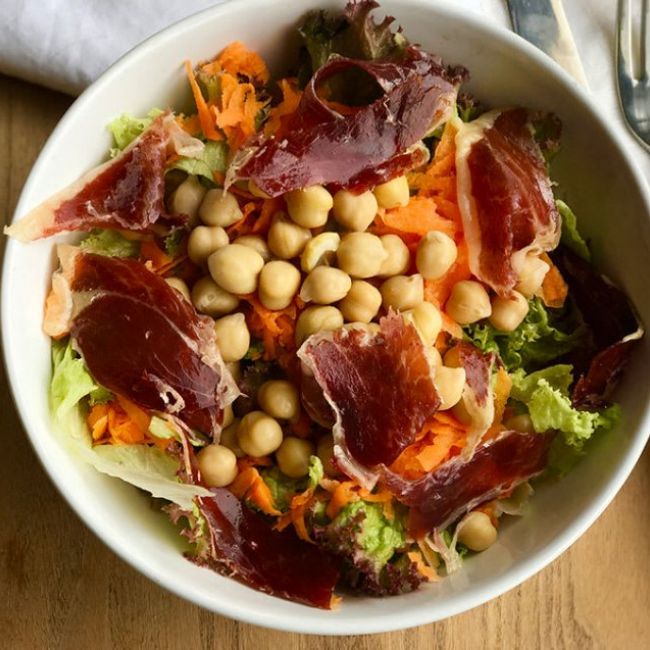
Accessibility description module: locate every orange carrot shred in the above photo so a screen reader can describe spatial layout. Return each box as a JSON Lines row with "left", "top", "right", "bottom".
{"left": 540, "top": 253, "right": 568, "bottom": 308}
{"left": 184, "top": 60, "right": 222, "bottom": 141}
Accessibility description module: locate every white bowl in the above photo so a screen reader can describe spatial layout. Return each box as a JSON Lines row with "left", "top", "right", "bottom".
{"left": 3, "top": 0, "right": 650, "bottom": 635}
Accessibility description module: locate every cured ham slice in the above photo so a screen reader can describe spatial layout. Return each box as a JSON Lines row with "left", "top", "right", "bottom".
{"left": 298, "top": 314, "right": 440, "bottom": 488}
{"left": 5, "top": 116, "right": 185, "bottom": 242}
{"left": 196, "top": 489, "right": 341, "bottom": 609}
{"left": 48, "top": 246, "right": 238, "bottom": 435}
{"left": 232, "top": 47, "right": 467, "bottom": 196}
{"left": 381, "top": 430, "right": 554, "bottom": 535}
{"left": 455, "top": 108, "right": 561, "bottom": 295}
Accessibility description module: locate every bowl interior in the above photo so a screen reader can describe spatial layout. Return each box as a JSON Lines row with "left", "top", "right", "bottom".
{"left": 3, "top": 0, "right": 650, "bottom": 635}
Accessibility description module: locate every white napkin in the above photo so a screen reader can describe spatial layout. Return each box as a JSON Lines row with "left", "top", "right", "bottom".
{"left": 0, "top": 0, "right": 647, "bottom": 178}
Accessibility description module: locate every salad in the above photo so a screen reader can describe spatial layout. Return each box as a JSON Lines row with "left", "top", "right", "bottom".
{"left": 5, "top": 1, "right": 643, "bottom": 608}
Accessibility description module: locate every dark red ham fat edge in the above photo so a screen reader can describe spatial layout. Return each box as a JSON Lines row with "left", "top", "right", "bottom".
{"left": 70, "top": 253, "right": 224, "bottom": 434}
{"left": 198, "top": 489, "right": 340, "bottom": 608}
{"left": 381, "top": 430, "right": 555, "bottom": 536}
{"left": 235, "top": 47, "right": 467, "bottom": 196}
{"left": 551, "top": 245, "right": 642, "bottom": 408}
{"left": 47, "top": 117, "right": 180, "bottom": 237}
{"left": 301, "top": 313, "right": 440, "bottom": 467}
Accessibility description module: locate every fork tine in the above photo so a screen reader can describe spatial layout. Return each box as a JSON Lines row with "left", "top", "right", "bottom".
{"left": 642, "top": 0, "right": 648, "bottom": 78}
{"left": 617, "top": 0, "right": 633, "bottom": 79}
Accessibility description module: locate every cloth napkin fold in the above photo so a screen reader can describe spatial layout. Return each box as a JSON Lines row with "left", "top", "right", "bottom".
{"left": 0, "top": 0, "right": 647, "bottom": 179}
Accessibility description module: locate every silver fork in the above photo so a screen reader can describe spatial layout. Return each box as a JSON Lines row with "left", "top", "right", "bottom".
{"left": 617, "top": 0, "right": 650, "bottom": 151}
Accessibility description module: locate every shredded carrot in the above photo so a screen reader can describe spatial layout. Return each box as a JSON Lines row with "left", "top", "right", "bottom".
{"left": 213, "top": 72, "right": 268, "bottom": 150}
{"left": 88, "top": 404, "right": 109, "bottom": 441}
{"left": 374, "top": 196, "right": 457, "bottom": 240}
{"left": 407, "top": 551, "right": 439, "bottom": 582}
{"left": 226, "top": 197, "right": 280, "bottom": 240}
{"left": 243, "top": 294, "right": 299, "bottom": 364}
{"left": 389, "top": 413, "right": 468, "bottom": 480}
{"left": 326, "top": 481, "right": 360, "bottom": 520}
{"left": 140, "top": 240, "right": 173, "bottom": 272}
{"left": 264, "top": 78, "right": 302, "bottom": 137}
{"left": 484, "top": 367, "right": 513, "bottom": 441}
{"left": 229, "top": 466, "right": 281, "bottom": 516}
{"left": 184, "top": 60, "right": 222, "bottom": 141}
{"left": 540, "top": 253, "right": 568, "bottom": 308}
{"left": 202, "top": 41, "right": 269, "bottom": 84}
{"left": 115, "top": 395, "right": 151, "bottom": 433}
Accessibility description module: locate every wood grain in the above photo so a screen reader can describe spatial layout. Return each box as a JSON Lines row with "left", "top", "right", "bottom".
{"left": 1, "top": 73, "right": 649, "bottom": 649}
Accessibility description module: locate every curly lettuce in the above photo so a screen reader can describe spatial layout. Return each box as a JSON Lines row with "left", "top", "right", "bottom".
{"left": 80, "top": 229, "right": 140, "bottom": 258}
{"left": 108, "top": 108, "right": 164, "bottom": 152}
{"left": 510, "top": 365, "right": 620, "bottom": 450}
{"left": 312, "top": 499, "right": 424, "bottom": 595}
{"left": 465, "top": 298, "right": 588, "bottom": 371}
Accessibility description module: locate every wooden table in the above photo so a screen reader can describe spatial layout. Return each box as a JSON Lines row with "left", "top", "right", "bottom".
{"left": 1, "top": 73, "right": 649, "bottom": 650}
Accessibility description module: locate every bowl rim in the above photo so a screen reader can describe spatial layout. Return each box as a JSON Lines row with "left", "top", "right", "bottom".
{"left": 3, "top": 0, "right": 650, "bottom": 635}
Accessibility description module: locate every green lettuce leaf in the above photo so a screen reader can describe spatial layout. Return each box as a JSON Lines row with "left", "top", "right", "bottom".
{"left": 80, "top": 229, "right": 140, "bottom": 258}
{"left": 163, "top": 229, "right": 185, "bottom": 257}
{"left": 260, "top": 467, "right": 302, "bottom": 512}
{"left": 108, "top": 108, "right": 164, "bottom": 151}
{"left": 557, "top": 200, "right": 591, "bottom": 261}
{"left": 465, "top": 298, "right": 587, "bottom": 371}
{"left": 168, "top": 141, "right": 228, "bottom": 183}
{"left": 307, "top": 455, "right": 324, "bottom": 490}
{"left": 50, "top": 341, "right": 209, "bottom": 508}
{"left": 50, "top": 340, "right": 112, "bottom": 419}
{"left": 510, "top": 365, "right": 620, "bottom": 449}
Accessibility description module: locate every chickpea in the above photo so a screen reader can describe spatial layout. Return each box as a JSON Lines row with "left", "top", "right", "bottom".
{"left": 489, "top": 291, "right": 529, "bottom": 332}
{"left": 295, "top": 306, "right": 344, "bottom": 345}
{"left": 165, "top": 277, "right": 191, "bottom": 302}
{"left": 416, "top": 231, "right": 458, "bottom": 280}
{"left": 373, "top": 175, "right": 410, "bottom": 209}
{"left": 332, "top": 189, "right": 378, "bottom": 231}
{"left": 208, "top": 244, "right": 264, "bottom": 295}
{"left": 258, "top": 260, "right": 301, "bottom": 310}
{"left": 267, "top": 213, "right": 311, "bottom": 259}
{"left": 170, "top": 175, "right": 207, "bottom": 222}
{"left": 187, "top": 225, "right": 228, "bottom": 265}
{"left": 337, "top": 232, "right": 388, "bottom": 278}
{"left": 191, "top": 276, "right": 239, "bottom": 316}
{"left": 237, "top": 410, "right": 283, "bottom": 457}
{"left": 276, "top": 437, "right": 315, "bottom": 478}
{"left": 317, "top": 434, "right": 341, "bottom": 477}
{"left": 435, "top": 366, "right": 466, "bottom": 410}
{"left": 515, "top": 255, "right": 550, "bottom": 297}
{"left": 234, "top": 235, "right": 271, "bottom": 262}
{"left": 248, "top": 179, "right": 270, "bottom": 199}
{"left": 213, "top": 313, "right": 250, "bottom": 362}
{"left": 300, "top": 232, "right": 340, "bottom": 272}
{"left": 445, "top": 280, "right": 492, "bottom": 325}
{"left": 222, "top": 404, "right": 234, "bottom": 428}
{"left": 197, "top": 444, "right": 238, "bottom": 487}
{"left": 199, "top": 189, "right": 243, "bottom": 227}
{"left": 503, "top": 413, "right": 536, "bottom": 434}
{"left": 285, "top": 185, "right": 333, "bottom": 228}
{"left": 404, "top": 301, "right": 442, "bottom": 346}
{"left": 300, "top": 267, "right": 352, "bottom": 304}
{"left": 380, "top": 274, "right": 424, "bottom": 312}
{"left": 378, "top": 234, "right": 410, "bottom": 277}
{"left": 257, "top": 380, "right": 300, "bottom": 420}
{"left": 338, "top": 280, "right": 382, "bottom": 323}
{"left": 220, "top": 419, "right": 244, "bottom": 457}
{"left": 457, "top": 511, "right": 498, "bottom": 552}
{"left": 429, "top": 346, "right": 443, "bottom": 366}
